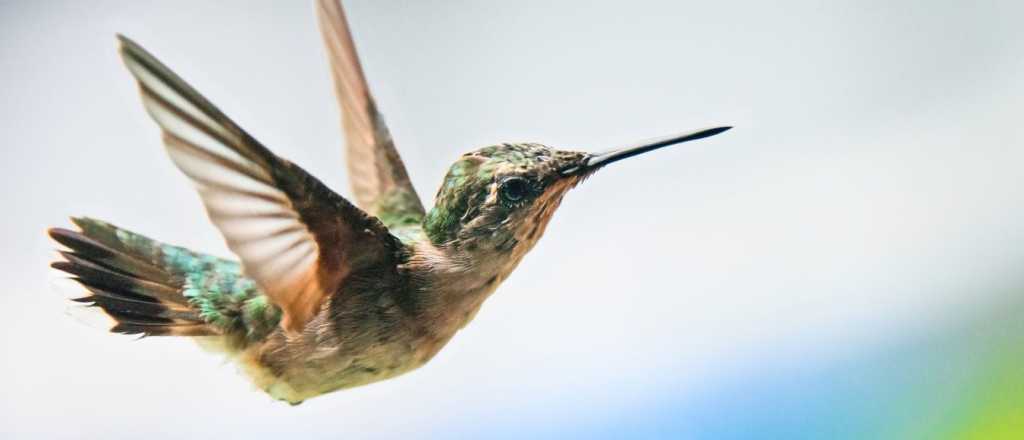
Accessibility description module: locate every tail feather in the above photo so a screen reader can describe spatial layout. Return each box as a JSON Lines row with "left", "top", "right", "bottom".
{"left": 52, "top": 251, "right": 185, "bottom": 306}
{"left": 49, "top": 217, "right": 280, "bottom": 345}
{"left": 49, "top": 225, "right": 171, "bottom": 286}
{"left": 49, "top": 218, "right": 216, "bottom": 337}
{"left": 73, "top": 283, "right": 201, "bottom": 321}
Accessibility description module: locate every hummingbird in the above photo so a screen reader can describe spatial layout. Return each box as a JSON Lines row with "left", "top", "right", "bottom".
{"left": 49, "top": 0, "right": 730, "bottom": 405}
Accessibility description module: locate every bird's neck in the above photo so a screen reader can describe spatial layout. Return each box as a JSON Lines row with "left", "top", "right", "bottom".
{"left": 406, "top": 239, "right": 527, "bottom": 335}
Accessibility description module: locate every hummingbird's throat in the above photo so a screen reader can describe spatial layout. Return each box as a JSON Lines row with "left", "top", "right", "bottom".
{"left": 477, "top": 176, "right": 576, "bottom": 275}
{"left": 412, "top": 176, "right": 578, "bottom": 336}
{"left": 520, "top": 178, "right": 577, "bottom": 242}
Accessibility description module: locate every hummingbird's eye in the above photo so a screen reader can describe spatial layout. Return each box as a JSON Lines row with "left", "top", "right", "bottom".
{"left": 499, "top": 177, "right": 531, "bottom": 205}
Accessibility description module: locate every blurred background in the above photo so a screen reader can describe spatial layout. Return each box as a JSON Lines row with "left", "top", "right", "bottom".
{"left": 2, "top": 1, "right": 1023, "bottom": 438}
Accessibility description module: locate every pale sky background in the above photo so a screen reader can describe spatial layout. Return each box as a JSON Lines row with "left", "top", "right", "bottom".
{"left": 1, "top": 1, "right": 1023, "bottom": 438}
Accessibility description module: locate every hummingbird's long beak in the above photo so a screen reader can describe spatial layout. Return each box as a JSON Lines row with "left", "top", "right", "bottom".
{"left": 561, "top": 126, "right": 731, "bottom": 176}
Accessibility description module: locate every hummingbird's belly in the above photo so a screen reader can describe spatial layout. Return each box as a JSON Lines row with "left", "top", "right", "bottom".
{"left": 272, "top": 352, "right": 421, "bottom": 404}
{"left": 238, "top": 332, "right": 435, "bottom": 404}
{"left": 234, "top": 294, "right": 451, "bottom": 404}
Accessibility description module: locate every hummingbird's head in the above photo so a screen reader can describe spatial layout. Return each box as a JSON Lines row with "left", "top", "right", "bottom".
{"left": 424, "top": 143, "right": 585, "bottom": 253}
{"left": 423, "top": 127, "right": 731, "bottom": 261}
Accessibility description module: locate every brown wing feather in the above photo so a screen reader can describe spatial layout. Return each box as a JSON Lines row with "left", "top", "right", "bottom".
{"left": 316, "top": 0, "right": 425, "bottom": 226}
{"left": 117, "top": 35, "right": 403, "bottom": 333}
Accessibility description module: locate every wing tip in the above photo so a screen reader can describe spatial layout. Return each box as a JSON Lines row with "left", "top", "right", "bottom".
{"left": 315, "top": 0, "right": 342, "bottom": 15}
{"left": 115, "top": 33, "right": 140, "bottom": 58}
{"left": 114, "top": 33, "right": 171, "bottom": 86}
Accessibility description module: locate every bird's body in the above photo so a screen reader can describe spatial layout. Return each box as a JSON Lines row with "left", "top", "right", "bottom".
{"left": 49, "top": 0, "right": 729, "bottom": 404}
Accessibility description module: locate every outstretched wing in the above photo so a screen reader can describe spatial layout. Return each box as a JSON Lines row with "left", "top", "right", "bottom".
{"left": 118, "top": 35, "right": 403, "bottom": 333}
{"left": 316, "top": 0, "right": 425, "bottom": 227}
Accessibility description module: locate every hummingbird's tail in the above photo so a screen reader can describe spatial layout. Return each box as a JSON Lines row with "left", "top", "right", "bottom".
{"left": 48, "top": 217, "right": 279, "bottom": 345}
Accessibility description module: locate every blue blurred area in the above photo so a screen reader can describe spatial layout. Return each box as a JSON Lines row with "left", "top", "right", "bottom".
{"left": 451, "top": 296, "right": 1024, "bottom": 440}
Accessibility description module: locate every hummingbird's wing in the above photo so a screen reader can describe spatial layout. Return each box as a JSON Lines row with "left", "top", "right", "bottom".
{"left": 315, "top": 0, "right": 426, "bottom": 226}
{"left": 118, "top": 36, "right": 403, "bottom": 333}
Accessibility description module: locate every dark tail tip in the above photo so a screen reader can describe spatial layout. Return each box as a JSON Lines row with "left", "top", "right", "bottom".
{"left": 48, "top": 220, "right": 215, "bottom": 338}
